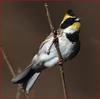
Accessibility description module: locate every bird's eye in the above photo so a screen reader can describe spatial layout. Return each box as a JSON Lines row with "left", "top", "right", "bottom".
{"left": 67, "top": 18, "right": 74, "bottom": 24}
{"left": 60, "top": 18, "right": 76, "bottom": 29}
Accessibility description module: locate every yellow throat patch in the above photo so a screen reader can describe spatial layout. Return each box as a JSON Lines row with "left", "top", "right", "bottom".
{"left": 71, "top": 22, "right": 80, "bottom": 29}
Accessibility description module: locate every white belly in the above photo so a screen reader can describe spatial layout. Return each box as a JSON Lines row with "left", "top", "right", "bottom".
{"left": 59, "top": 34, "right": 74, "bottom": 59}
{"left": 37, "top": 34, "right": 74, "bottom": 67}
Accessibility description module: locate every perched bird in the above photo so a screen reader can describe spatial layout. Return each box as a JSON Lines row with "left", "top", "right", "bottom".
{"left": 11, "top": 9, "right": 81, "bottom": 94}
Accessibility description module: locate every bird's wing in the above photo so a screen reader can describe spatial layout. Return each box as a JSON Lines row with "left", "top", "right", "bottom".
{"left": 39, "top": 33, "right": 53, "bottom": 49}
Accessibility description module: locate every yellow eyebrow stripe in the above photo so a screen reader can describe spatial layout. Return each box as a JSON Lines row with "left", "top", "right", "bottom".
{"left": 63, "top": 14, "right": 73, "bottom": 20}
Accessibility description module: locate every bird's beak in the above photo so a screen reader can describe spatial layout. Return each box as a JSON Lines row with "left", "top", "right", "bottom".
{"left": 75, "top": 18, "right": 80, "bottom": 22}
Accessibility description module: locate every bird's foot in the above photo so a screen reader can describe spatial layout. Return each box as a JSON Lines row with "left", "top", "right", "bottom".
{"left": 58, "top": 58, "right": 63, "bottom": 66}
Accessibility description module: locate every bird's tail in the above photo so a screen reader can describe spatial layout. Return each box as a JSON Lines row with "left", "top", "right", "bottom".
{"left": 11, "top": 65, "right": 40, "bottom": 94}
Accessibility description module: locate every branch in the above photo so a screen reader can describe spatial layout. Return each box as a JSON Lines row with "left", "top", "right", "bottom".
{"left": 1, "top": 47, "right": 15, "bottom": 77}
{"left": 44, "top": 3, "right": 54, "bottom": 32}
{"left": 59, "top": 65, "right": 68, "bottom": 98}
{"left": 16, "top": 68, "right": 21, "bottom": 99}
{"left": 0, "top": 47, "right": 28, "bottom": 98}
{"left": 44, "top": 3, "right": 68, "bottom": 99}
{"left": 16, "top": 87, "right": 21, "bottom": 99}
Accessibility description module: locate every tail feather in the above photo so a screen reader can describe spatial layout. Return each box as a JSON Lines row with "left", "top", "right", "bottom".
{"left": 26, "top": 72, "right": 40, "bottom": 94}
{"left": 11, "top": 66, "right": 32, "bottom": 83}
{"left": 11, "top": 65, "right": 40, "bottom": 93}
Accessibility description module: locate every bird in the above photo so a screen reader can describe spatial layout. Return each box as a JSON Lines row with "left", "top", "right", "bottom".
{"left": 11, "top": 9, "right": 81, "bottom": 94}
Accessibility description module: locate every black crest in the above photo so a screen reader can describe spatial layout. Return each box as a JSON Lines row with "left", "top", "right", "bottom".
{"left": 67, "top": 9, "right": 75, "bottom": 16}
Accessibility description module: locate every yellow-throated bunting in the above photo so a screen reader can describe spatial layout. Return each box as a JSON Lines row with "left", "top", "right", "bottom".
{"left": 12, "top": 9, "right": 81, "bottom": 94}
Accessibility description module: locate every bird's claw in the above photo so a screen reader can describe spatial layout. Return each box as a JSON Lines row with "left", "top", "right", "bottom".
{"left": 58, "top": 58, "right": 63, "bottom": 65}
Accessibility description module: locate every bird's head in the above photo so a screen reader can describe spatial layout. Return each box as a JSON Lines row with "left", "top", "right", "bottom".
{"left": 60, "top": 9, "right": 81, "bottom": 34}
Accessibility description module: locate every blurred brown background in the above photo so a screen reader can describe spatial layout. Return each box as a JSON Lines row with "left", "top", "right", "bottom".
{"left": 1, "top": 1, "right": 99, "bottom": 98}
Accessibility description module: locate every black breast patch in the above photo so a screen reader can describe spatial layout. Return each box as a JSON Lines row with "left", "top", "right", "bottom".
{"left": 68, "top": 41, "right": 80, "bottom": 60}
{"left": 66, "top": 30, "right": 80, "bottom": 42}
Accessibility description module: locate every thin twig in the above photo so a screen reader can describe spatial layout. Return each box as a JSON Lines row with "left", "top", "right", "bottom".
{"left": 0, "top": 47, "right": 28, "bottom": 98}
{"left": 44, "top": 3, "right": 68, "bottom": 99}
{"left": 59, "top": 66, "right": 68, "bottom": 99}
{"left": 1, "top": 47, "right": 15, "bottom": 77}
{"left": 16, "top": 68, "right": 21, "bottom": 99}
{"left": 53, "top": 30, "right": 68, "bottom": 99}
{"left": 44, "top": 3, "right": 54, "bottom": 32}
{"left": 16, "top": 87, "right": 21, "bottom": 99}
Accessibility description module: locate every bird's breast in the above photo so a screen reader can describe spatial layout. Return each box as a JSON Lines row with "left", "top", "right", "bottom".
{"left": 59, "top": 34, "right": 74, "bottom": 59}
